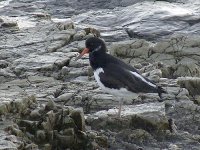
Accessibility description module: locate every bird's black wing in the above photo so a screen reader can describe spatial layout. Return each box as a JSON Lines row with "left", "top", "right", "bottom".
{"left": 99, "top": 63, "right": 159, "bottom": 94}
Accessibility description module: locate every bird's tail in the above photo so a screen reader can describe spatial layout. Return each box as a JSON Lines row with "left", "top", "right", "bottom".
{"left": 157, "top": 86, "right": 167, "bottom": 101}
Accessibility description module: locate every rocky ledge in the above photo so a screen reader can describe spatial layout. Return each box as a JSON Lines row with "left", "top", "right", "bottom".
{"left": 0, "top": 0, "right": 200, "bottom": 149}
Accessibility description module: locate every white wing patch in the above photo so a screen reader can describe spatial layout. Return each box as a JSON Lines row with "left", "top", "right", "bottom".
{"left": 130, "top": 71, "right": 156, "bottom": 88}
{"left": 93, "top": 68, "right": 137, "bottom": 98}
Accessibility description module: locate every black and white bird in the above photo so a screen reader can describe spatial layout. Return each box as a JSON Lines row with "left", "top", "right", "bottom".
{"left": 76, "top": 37, "right": 166, "bottom": 117}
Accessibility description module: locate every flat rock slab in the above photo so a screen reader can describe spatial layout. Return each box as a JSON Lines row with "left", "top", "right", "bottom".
{"left": 90, "top": 102, "right": 165, "bottom": 118}
{"left": 86, "top": 102, "right": 168, "bottom": 131}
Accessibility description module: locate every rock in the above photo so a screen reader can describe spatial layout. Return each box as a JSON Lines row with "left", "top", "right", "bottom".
{"left": 177, "top": 77, "right": 200, "bottom": 95}
{"left": 43, "top": 144, "right": 51, "bottom": 150}
{"left": 73, "top": 1, "right": 200, "bottom": 41}
{"left": 84, "top": 27, "right": 101, "bottom": 37}
{"left": 168, "top": 144, "right": 180, "bottom": 150}
{"left": 45, "top": 99, "right": 57, "bottom": 111}
{"left": 24, "top": 143, "right": 38, "bottom": 150}
{"left": 30, "top": 109, "right": 41, "bottom": 119}
{"left": 6, "top": 125, "right": 24, "bottom": 137}
{"left": 13, "top": 52, "right": 73, "bottom": 74}
{"left": 55, "top": 133, "right": 75, "bottom": 148}
{"left": 195, "top": 96, "right": 200, "bottom": 105}
{"left": 86, "top": 102, "right": 168, "bottom": 131}
{"left": 17, "top": 120, "right": 38, "bottom": 134}
{"left": 36, "top": 130, "right": 46, "bottom": 142}
{"left": 56, "top": 93, "right": 74, "bottom": 102}
{"left": 117, "top": 129, "right": 156, "bottom": 145}
{"left": 1, "top": 21, "right": 18, "bottom": 28}
{"left": 70, "top": 108, "right": 85, "bottom": 131}
{"left": 55, "top": 19, "right": 74, "bottom": 30}
{"left": 73, "top": 30, "right": 86, "bottom": 41}
{"left": 109, "top": 39, "right": 151, "bottom": 58}
{"left": 32, "top": 12, "right": 51, "bottom": 19}
{"left": 42, "top": 110, "right": 56, "bottom": 131}
{"left": 0, "top": 104, "right": 9, "bottom": 115}
{"left": 0, "top": 60, "right": 10, "bottom": 68}
{"left": 95, "top": 136, "right": 108, "bottom": 148}
{"left": 0, "top": 140, "right": 18, "bottom": 150}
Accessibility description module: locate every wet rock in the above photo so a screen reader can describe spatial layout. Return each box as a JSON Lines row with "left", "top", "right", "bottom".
{"left": 73, "top": 1, "right": 200, "bottom": 41}
{"left": 177, "top": 77, "right": 200, "bottom": 95}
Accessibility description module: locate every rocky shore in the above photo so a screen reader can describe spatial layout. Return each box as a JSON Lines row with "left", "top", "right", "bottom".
{"left": 0, "top": 0, "right": 200, "bottom": 149}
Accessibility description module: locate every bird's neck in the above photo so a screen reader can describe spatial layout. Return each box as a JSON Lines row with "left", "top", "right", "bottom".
{"left": 89, "top": 51, "right": 107, "bottom": 70}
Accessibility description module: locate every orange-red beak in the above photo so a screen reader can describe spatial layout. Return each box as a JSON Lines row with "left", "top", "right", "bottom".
{"left": 75, "top": 48, "right": 89, "bottom": 61}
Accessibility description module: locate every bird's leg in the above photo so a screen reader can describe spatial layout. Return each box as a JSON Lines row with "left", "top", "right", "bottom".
{"left": 118, "top": 98, "right": 123, "bottom": 118}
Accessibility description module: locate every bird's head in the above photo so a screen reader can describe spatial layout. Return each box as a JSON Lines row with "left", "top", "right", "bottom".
{"left": 75, "top": 37, "right": 106, "bottom": 60}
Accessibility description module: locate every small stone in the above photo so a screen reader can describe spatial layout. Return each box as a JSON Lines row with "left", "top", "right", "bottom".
{"left": 95, "top": 136, "right": 108, "bottom": 148}
{"left": 1, "top": 21, "right": 18, "bottom": 28}
{"left": 0, "top": 104, "right": 9, "bottom": 115}
{"left": 70, "top": 108, "right": 85, "bottom": 131}
{"left": 25, "top": 143, "right": 38, "bottom": 149}
{"left": 57, "top": 93, "right": 74, "bottom": 102}
{"left": 0, "top": 17, "right": 3, "bottom": 22}
{"left": 42, "top": 110, "right": 56, "bottom": 131}
{"left": 55, "top": 133, "right": 75, "bottom": 148}
{"left": 195, "top": 96, "right": 200, "bottom": 105}
{"left": 168, "top": 144, "right": 180, "bottom": 150}
{"left": 61, "top": 66, "right": 70, "bottom": 75}
{"left": 45, "top": 99, "right": 57, "bottom": 111}
{"left": 84, "top": 27, "right": 101, "bottom": 37}
{"left": 43, "top": 144, "right": 52, "bottom": 150}
{"left": 30, "top": 109, "right": 41, "bottom": 119}
{"left": 73, "top": 30, "right": 86, "bottom": 41}
{"left": 17, "top": 120, "right": 38, "bottom": 133}
{"left": 63, "top": 128, "right": 74, "bottom": 136}
{"left": 56, "top": 20, "right": 74, "bottom": 30}
{"left": 0, "top": 60, "right": 10, "bottom": 68}
{"left": 33, "top": 12, "right": 51, "bottom": 19}
{"left": 36, "top": 130, "right": 46, "bottom": 141}
{"left": 177, "top": 77, "right": 200, "bottom": 95}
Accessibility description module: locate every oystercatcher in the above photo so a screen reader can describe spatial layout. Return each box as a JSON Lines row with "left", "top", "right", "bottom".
{"left": 76, "top": 37, "right": 166, "bottom": 117}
